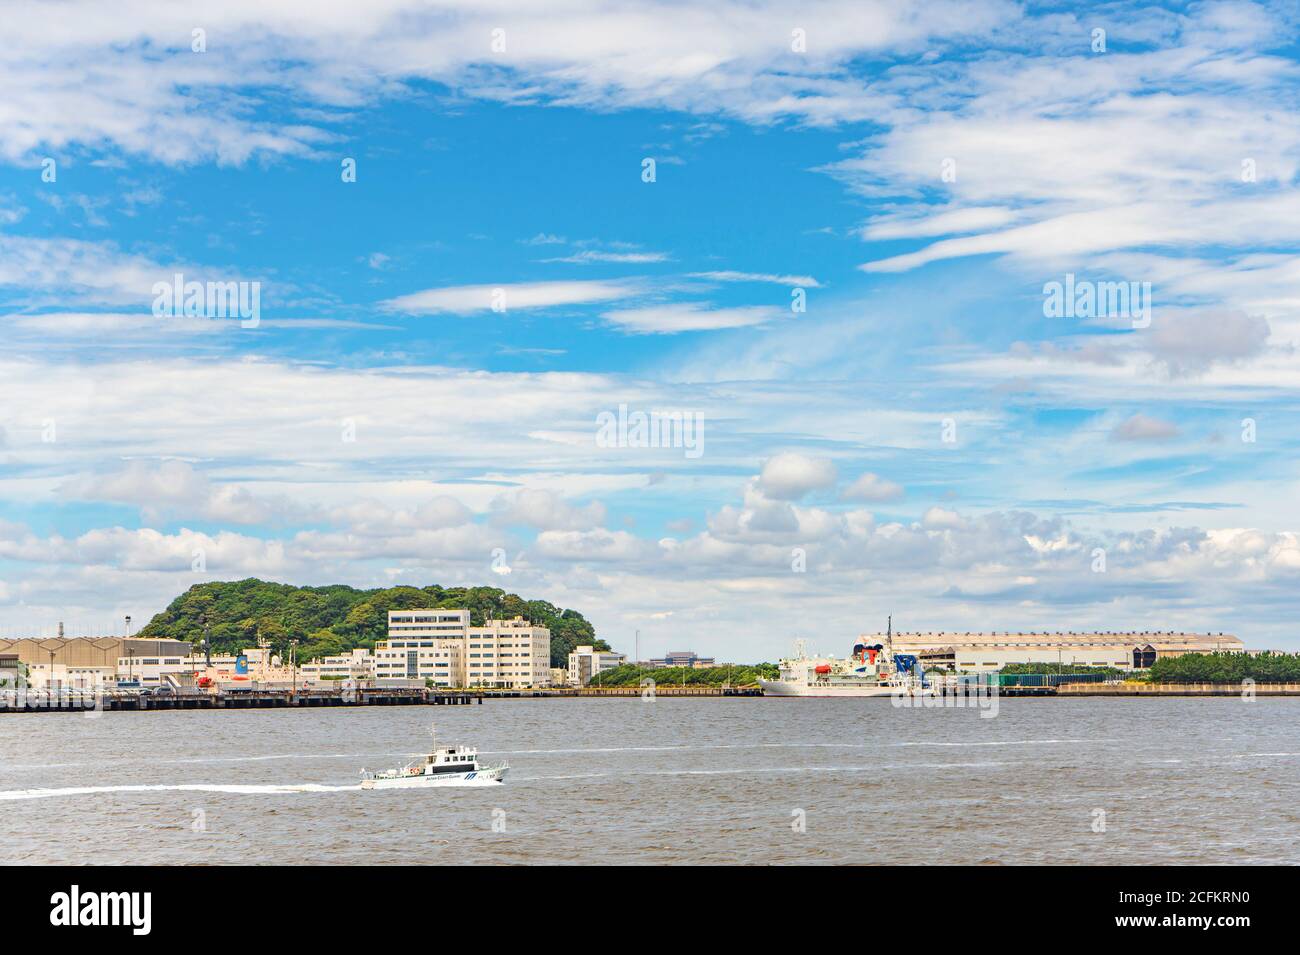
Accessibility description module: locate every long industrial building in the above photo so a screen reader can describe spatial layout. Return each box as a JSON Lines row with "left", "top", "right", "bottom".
{"left": 0, "top": 637, "right": 194, "bottom": 688}
{"left": 864, "top": 630, "right": 1244, "bottom": 671}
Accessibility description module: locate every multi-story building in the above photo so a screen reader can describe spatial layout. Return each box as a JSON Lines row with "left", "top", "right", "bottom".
{"left": 386, "top": 609, "right": 472, "bottom": 637}
{"left": 568, "top": 645, "right": 626, "bottom": 686}
{"left": 648, "top": 650, "right": 716, "bottom": 669}
{"left": 298, "top": 648, "right": 375, "bottom": 682}
{"left": 118, "top": 648, "right": 193, "bottom": 686}
{"left": 374, "top": 609, "right": 470, "bottom": 686}
{"left": 467, "top": 617, "right": 551, "bottom": 689}
{"left": 374, "top": 610, "right": 551, "bottom": 688}
{"left": 373, "top": 637, "right": 462, "bottom": 685}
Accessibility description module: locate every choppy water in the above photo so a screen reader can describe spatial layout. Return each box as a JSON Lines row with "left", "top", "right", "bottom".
{"left": 2, "top": 698, "right": 1297, "bottom": 864}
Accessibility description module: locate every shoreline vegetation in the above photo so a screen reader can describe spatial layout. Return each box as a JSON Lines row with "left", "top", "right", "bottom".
{"left": 138, "top": 578, "right": 610, "bottom": 668}
{"left": 998, "top": 662, "right": 1125, "bottom": 677}
{"left": 927, "top": 655, "right": 1300, "bottom": 684}
{"left": 1145, "top": 651, "right": 1300, "bottom": 684}
{"left": 581, "top": 663, "right": 779, "bottom": 688}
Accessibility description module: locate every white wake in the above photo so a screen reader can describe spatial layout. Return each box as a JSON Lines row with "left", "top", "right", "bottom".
{"left": 0, "top": 782, "right": 362, "bottom": 801}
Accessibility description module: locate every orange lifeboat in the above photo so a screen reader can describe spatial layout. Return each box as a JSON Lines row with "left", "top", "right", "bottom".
{"left": 814, "top": 664, "right": 832, "bottom": 675}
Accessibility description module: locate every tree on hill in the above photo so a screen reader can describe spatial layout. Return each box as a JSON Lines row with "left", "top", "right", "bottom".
{"left": 137, "top": 578, "right": 607, "bottom": 667}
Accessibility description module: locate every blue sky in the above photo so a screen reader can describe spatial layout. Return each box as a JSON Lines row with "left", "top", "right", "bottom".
{"left": 2, "top": 0, "right": 1299, "bottom": 656}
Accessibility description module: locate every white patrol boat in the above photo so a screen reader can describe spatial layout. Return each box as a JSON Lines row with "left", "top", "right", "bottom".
{"left": 360, "top": 725, "right": 507, "bottom": 789}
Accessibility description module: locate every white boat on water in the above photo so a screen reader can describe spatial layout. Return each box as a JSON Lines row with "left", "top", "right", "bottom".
{"left": 360, "top": 725, "right": 507, "bottom": 788}
{"left": 759, "top": 618, "right": 930, "bottom": 698}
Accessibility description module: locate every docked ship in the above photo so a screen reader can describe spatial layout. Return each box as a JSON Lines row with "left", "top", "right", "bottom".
{"left": 758, "top": 618, "right": 928, "bottom": 698}
{"left": 360, "top": 725, "right": 507, "bottom": 788}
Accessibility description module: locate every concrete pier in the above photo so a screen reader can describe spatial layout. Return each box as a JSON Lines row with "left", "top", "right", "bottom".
{"left": 1056, "top": 682, "right": 1300, "bottom": 696}
{"left": 473, "top": 685, "right": 762, "bottom": 698}
{"left": 0, "top": 686, "right": 480, "bottom": 713}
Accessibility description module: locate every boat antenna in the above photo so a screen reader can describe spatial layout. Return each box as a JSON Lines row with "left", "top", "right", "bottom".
{"left": 886, "top": 615, "right": 893, "bottom": 654}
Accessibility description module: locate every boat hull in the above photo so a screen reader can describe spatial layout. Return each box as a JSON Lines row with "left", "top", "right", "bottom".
{"left": 759, "top": 679, "right": 909, "bottom": 698}
{"left": 361, "top": 766, "right": 508, "bottom": 789}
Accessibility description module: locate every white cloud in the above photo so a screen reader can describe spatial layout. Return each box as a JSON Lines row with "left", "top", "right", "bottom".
{"left": 11, "top": 312, "right": 230, "bottom": 336}
{"left": 756, "top": 453, "right": 838, "bottom": 500}
{"left": 329, "top": 496, "right": 474, "bottom": 537}
{"left": 0, "top": 524, "right": 290, "bottom": 575}
{"left": 0, "top": 0, "right": 1016, "bottom": 165}
{"left": 601, "top": 302, "right": 783, "bottom": 334}
{"left": 689, "top": 270, "right": 821, "bottom": 288}
{"left": 1144, "top": 309, "right": 1271, "bottom": 376}
{"left": 1112, "top": 414, "right": 1181, "bottom": 442}
{"left": 543, "top": 250, "right": 670, "bottom": 264}
{"left": 0, "top": 235, "right": 171, "bottom": 306}
{"left": 841, "top": 18, "right": 1300, "bottom": 327}
{"left": 380, "top": 280, "right": 636, "bottom": 314}
{"left": 533, "top": 527, "right": 654, "bottom": 562}
{"left": 58, "top": 460, "right": 296, "bottom": 525}
{"left": 491, "top": 488, "right": 606, "bottom": 531}
{"left": 842, "top": 472, "right": 904, "bottom": 502}
{"left": 921, "top": 506, "right": 965, "bottom": 530}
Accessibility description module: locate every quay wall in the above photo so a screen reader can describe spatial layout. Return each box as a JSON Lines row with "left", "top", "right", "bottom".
{"left": 1056, "top": 682, "right": 1300, "bottom": 696}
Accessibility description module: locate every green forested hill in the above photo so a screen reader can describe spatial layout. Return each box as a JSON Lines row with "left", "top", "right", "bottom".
{"left": 138, "top": 578, "right": 606, "bottom": 668}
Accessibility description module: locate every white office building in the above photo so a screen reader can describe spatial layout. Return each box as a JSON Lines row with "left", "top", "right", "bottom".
{"left": 373, "top": 636, "right": 463, "bottom": 686}
{"left": 467, "top": 618, "right": 552, "bottom": 689}
{"left": 375, "top": 610, "right": 551, "bottom": 688}
{"left": 567, "top": 645, "right": 626, "bottom": 686}
{"left": 116, "top": 650, "right": 191, "bottom": 686}
{"left": 387, "top": 609, "right": 472, "bottom": 636}
{"left": 298, "top": 648, "right": 376, "bottom": 681}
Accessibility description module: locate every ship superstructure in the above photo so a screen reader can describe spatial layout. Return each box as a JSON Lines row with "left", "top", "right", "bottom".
{"left": 758, "top": 617, "right": 928, "bottom": 698}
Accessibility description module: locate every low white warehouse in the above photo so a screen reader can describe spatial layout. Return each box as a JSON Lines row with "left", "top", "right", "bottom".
{"left": 860, "top": 631, "right": 1244, "bottom": 671}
